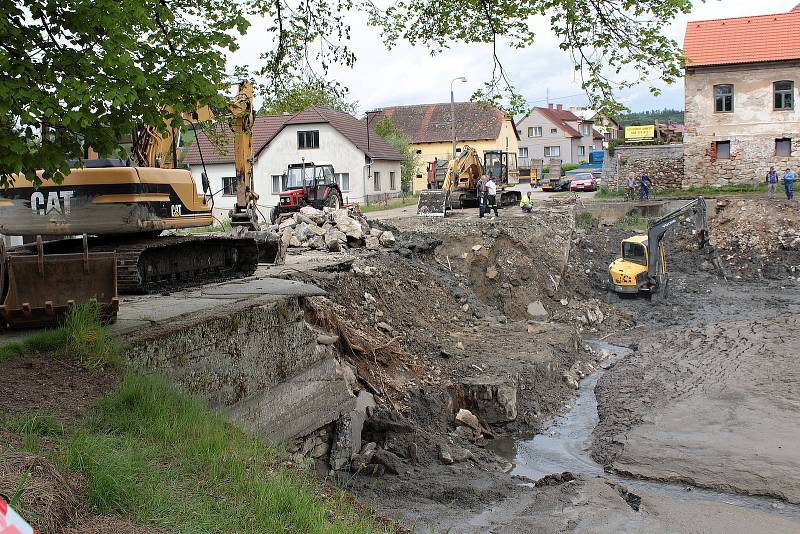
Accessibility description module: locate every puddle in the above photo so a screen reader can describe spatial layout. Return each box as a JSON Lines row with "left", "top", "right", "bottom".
{"left": 488, "top": 340, "right": 800, "bottom": 520}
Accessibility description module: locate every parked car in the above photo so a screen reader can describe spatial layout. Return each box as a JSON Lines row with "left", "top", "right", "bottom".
{"left": 569, "top": 172, "right": 598, "bottom": 192}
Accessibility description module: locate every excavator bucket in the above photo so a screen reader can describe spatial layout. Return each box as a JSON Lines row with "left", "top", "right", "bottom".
{"left": 0, "top": 237, "right": 119, "bottom": 329}
{"left": 417, "top": 190, "right": 449, "bottom": 217}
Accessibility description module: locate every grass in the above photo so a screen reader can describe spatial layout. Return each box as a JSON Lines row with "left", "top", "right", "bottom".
{"left": 62, "top": 372, "right": 389, "bottom": 533}
{"left": 596, "top": 182, "right": 770, "bottom": 198}
{"left": 613, "top": 215, "right": 649, "bottom": 231}
{"left": 187, "top": 219, "right": 233, "bottom": 233}
{"left": 359, "top": 194, "right": 419, "bottom": 213}
{"left": 0, "top": 303, "right": 120, "bottom": 369}
{"left": 576, "top": 212, "right": 595, "bottom": 230}
{"left": 1, "top": 307, "right": 391, "bottom": 533}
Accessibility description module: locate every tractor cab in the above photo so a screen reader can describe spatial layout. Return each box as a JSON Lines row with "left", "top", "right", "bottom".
{"left": 274, "top": 162, "right": 342, "bottom": 221}
{"left": 483, "top": 150, "right": 519, "bottom": 186}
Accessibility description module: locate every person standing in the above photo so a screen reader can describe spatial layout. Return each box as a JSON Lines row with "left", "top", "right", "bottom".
{"left": 623, "top": 176, "right": 635, "bottom": 201}
{"left": 766, "top": 166, "right": 778, "bottom": 199}
{"left": 783, "top": 167, "right": 796, "bottom": 200}
{"left": 485, "top": 175, "right": 499, "bottom": 217}
{"left": 639, "top": 174, "right": 652, "bottom": 200}
{"left": 477, "top": 173, "right": 488, "bottom": 218}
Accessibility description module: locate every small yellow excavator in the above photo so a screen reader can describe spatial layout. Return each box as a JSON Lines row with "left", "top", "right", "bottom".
{"left": 0, "top": 81, "right": 283, "bottom": 328}
{"left": 608, "top": 197, "right": 709, "bottom": 298}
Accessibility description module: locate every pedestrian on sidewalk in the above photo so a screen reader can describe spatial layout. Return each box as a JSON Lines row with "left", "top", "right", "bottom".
{"left": 783, "top": 167, "right": 796, "bottom": 200}
{"left": 639, "top": 174, "right": 652, "bottom": 200}
{"left": 766, "top": 166, "right": 778, "bottom": 199}
{"left": 485, "top": 175, "right": 499, "bottom": 217}
{"left": 520, "top": 191, "right": 533, "bottom": 213}
{"left": 477, "top": 173, "right": 489, "bottom": 218}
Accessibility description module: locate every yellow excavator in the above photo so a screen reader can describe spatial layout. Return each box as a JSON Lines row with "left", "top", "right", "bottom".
{"left": 0, "top": 81, "right": 283, "bottom": 328}
{"left": 416, "top": 146, "right": 521, "bottom": 216}
{"left": 608, "top": 197, "right": 709, "bottom": 298}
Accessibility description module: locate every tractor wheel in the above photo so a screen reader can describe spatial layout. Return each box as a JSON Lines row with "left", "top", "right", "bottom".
{"left": 325, "top": 192, "right": 342, "bottom": 209}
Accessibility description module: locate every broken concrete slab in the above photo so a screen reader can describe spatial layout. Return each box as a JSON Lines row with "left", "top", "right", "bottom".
{"left": 527, "top": 301, "right": 549, "bottom": 321}
{"left": 225, "top": 356, "right": 356, "bottom": 443}
{"left": 452, "top": 377, "right": 518, "bottom": 424}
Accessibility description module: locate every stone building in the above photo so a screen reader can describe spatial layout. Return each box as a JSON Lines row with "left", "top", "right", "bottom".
{"left": 683, "top": 4, "right": 800, "bottom": 186}
{"left": 604, "top": 145, "right": 684, "bottom": 191}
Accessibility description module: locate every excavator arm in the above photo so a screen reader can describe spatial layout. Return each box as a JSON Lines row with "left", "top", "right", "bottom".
{"left": 646, "top": 197, "right": 709, "bottom": 279}
{"left": 130, "top": 80, "right": 259, "bottom": 230}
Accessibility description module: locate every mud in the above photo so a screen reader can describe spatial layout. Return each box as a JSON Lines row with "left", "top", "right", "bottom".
{"left": 309, "top": 199, "right": 800, "bottom": 532}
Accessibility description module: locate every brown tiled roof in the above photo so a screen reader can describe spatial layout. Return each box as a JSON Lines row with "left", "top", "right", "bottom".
{"left": 372, "top": 102, "right": 517, "bottom": 144}
{"left": 592, "top": 129, "right": 604, "bottom": 141}
{"left": 533, "top": 106, "right": 582, "bottom": 138}
{"left": 286, "top": 107, "right": 403, "bottom": 161}
{"left": 183, "top": 107, "right": 403, "bottom": 165}
{"left": 684, "top": 5, "right": 800, "bottom": 68}
{"left": 183, "top": 114, "right": 290, "bottom": 165}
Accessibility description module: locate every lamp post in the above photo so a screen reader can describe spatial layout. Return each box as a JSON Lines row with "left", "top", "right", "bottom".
{"left": 450, "top": 76, "right": 467, "bottom": 159}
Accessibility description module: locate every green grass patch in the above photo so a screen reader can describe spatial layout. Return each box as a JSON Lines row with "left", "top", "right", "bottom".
{"left": 1, "top": 413, "right": 65, "bottom": 453}
{"left": 186, "top": 219, "right": 233, "bottom": 233}
{"left": 360, "top": 194, "right": 419, "bottom": 213}
{"left": 613, "top": 215, "right": 649, "bottom": 231}
{"left": 0, "top": 303, "right": 119, "bottom": 369}
{"left": 576, "top": 212, "right": 595, "bottom": 230}
{"left": 63, "top": 372, "right": 390, "bottom": 533}
{"left": 597, "top": 182, "right": 769, "bottom": 199}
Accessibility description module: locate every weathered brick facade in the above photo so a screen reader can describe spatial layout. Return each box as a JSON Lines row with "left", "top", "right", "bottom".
{"left": 684, "top": 63, "right": 800, "bottom": 187}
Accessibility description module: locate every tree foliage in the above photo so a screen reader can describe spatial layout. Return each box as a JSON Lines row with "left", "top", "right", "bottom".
{"left": 373, "top": 116, "right": 419, "bottom": 191}
{"left": 258, "top": 79, "right": 357, "bottom": 116}
{"left": 619, "top": 108, "right": 684, "bottom": 126}
{"left": 2, "top": 0, "right": 691, "bottom": 186}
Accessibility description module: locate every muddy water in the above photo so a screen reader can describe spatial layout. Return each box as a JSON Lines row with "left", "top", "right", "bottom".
{"left": 488, "top": 341, "right": 800, "bottom": 521}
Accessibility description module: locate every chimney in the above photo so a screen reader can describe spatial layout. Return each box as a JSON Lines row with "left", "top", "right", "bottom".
{"left": 556, "top": 104, "right": 563, "bottom": 111}
{"left": 548, "top": 103, "right": 554, "bottom": 109}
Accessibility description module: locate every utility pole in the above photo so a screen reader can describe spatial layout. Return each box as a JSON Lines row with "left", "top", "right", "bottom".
{"left": 450, "top": 77, "right": 467, "bottom": 159}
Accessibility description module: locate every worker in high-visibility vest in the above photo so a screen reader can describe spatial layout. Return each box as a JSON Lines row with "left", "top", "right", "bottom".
{"left": 520, "top": 191, "right": 533, "bottom": 213}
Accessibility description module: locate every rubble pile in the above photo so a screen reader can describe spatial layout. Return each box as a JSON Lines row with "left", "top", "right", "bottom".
{"left": 273, "top": 206, "right": 395, "bottom": 252}
{"left": 711, "top": 199, "right": 800, "bottom": 278}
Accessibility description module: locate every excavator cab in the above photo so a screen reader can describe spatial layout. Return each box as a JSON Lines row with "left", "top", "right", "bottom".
{"left": 608, "top": 235, "right": 667, "bottom": 294}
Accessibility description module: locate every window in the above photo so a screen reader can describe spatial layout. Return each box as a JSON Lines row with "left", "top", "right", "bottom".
{"left": 528, "top": 127, "right": 542, "bottom": 137}
{"left": 715, "top": 140, "right": 731, "bottom": 160}
{"left": 714, "top": 84, "right": 734, "bottom": 112}
{"left": 578, "top": 146, "right": 585, "bottom": 157}
{"left": 550, "top": 128, "right": 558, "bottom": 134}
{"left": 544, "top": 146, "right": 561, "bottom": 157}
{"left": 373, "top": 171, "right": 381, "bottom": 191}
{"left": 390, "top": 171, "right": 396, "bottom": 190}
{"left": 518, "top": 147, "right": 529, "bottom": 158}
{"left": 297, "top": 130, "right": 319, "bottom": 149}
{"left": 774, "top": 81, "right": 794, "bottom": 110}
{"left": 580, "top": 124, "right": 591, "bottom": 136}
{"left": 335, "top": 172, "right": 350, "bottom": 191}
{"left": 222, "top": 176, "right": 237, "bottom": 196}
{"left": 622, "top": 242, "right": 646, "bottom": 265}
{"left": 271, "top": 175, "right": 283, "bottom": 193}
{"left": 776, "top": 138, "right": 792, "bottom": 157}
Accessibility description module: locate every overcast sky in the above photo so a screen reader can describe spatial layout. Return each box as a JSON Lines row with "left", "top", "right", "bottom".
{"left": 230, "top": 1, "right": 798, "bottom": 115}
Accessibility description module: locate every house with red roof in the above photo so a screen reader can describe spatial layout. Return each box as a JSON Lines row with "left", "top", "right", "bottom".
{"left": 516, "top": 104, "right": 604, "bottom": 168}
{"left": 183, "top": 107, "right": 403, "bottom": 219}
{"left": 369, "top": 102, "right": 519, "bottom": 192}
{"left": 683, "top": 3, "right": 800, "bottom": 186}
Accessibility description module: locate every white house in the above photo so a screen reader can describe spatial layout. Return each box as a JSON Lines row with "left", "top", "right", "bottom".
{"left": 516, "top": 104, "right": 604, "bottom": 165}
{"left": 183, "top": 107, "right": 404, "bottom": 220}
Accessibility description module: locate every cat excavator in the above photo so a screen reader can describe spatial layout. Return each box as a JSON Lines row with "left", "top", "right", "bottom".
{"left": 608, "top": 197, "right": 709, "bottom": 298}
{"left": 0, "top": 80, "right": 284, "bottom": 328}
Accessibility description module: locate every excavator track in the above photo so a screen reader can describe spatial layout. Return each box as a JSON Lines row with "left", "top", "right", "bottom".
{"left": 37, "top": 234, "right": 259, "bottom": 294}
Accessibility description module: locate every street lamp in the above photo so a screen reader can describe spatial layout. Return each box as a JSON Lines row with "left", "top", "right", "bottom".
{"left": 451, "top": 76, "right": 467, "bottom": 159}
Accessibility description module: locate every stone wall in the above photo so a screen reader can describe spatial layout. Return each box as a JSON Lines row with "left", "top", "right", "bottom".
{"left": 605, "top": 144, "right": 684, "bottom": 191}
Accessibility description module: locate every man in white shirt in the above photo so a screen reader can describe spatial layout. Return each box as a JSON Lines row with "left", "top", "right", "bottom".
{"left": 485, "top": 175, "right": 499, "bottom": 217}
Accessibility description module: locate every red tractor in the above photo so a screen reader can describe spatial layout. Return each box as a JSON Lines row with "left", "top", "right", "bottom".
{"left": 272, "top": 162, "right": 343, "bottom": 222}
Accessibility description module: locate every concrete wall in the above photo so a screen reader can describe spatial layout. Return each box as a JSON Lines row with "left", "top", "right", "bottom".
{"left": 190, "top": 122, "right": 402, "bottom": 217}
{"left": 606, "top": 144, "right": 684, "bottom": 191}
{"left": 685, "top": 62, "right": 800, "bottom": 186}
